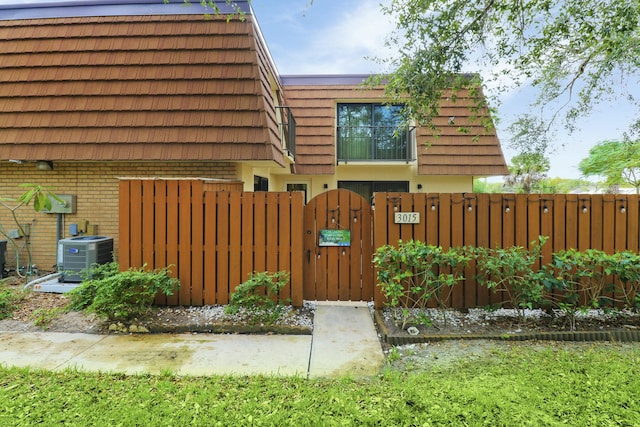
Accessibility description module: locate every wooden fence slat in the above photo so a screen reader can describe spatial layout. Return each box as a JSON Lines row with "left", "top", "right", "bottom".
{"left": 203, "top": 191, "right": 217, "bottom": 305}
{"left": 290, "top": 192, "right": 304, "bottom": 306}
{"left": 178, "top": 180, "right": 193, "bottom": 305}
{"left": 412, "top": 193, "right": 426, "bottom": 242}
{"left": 153, "top": 180, "right": 167, "bottom": 305}
{"left": 438, "top": 194, "right": 451, "bottom": 249}
{"left": 278, "top": 193, "right": 292, "bottom": 302}
{"left": 578, "top": 196, "right": 591, "bottom": 252}
{"left": 526, "top": 195, "right": 542, "bottom": 273}
{"left": 602, "top": 195, "right": 615, "bottom": 254}
{"left": 515, "top": 194, "right": 528, "bottom": 247}
{"left": 266, "top": 192, "right": 279, "bottom": 274}
{"left": 615, "top": 196, "right": 628, "bottom": 252}
{"left": 502, "top": 195, "right": 515, "bottom": 248}
{"left": 372, "top": 193, "right": 388, "bottom": 307}
{"left": 425, "top": 194, "right": 439, "bottom": 246}
{"left": 303, "top": 197, "right": 316, "bottom": 302}
{"left": 118, "top": 180, "right": 131, "bottom": 270}
{"left": 553, "top": 194, "right": 566, "bottom": 253}
{"left": 540, "top": 195, "right": 554, "bottom": 266}
{"left": 589, "top": 195, "right": 603, "bottom": 250}
{"left": 129, "top": 180, "right": 143, "bottom": 268}
{"left": 315, "top": 193, "right": 329, "bottom": 301}
{"left": 142, "top": 180, "right": 155, "bottom": 269}
{"left": 165, "top": 180, "right": 179, "bottom": 306}
{"left": 228, "top": 192, "right": 242, "bottom": 297}
{"left": 253, "top": 192, "right": 267, "bottom": 273}
{"left": 475, "top": 193, "right": 490, "bottom": 308}
{"left": 627, "top": 196, "right": 639, "bottom": 252}
{"left": 337, "top": 190, "right": 351, "bottom": 301}
{"left": 450, "top": 193, "right": 464, "bottom": 308}
{"left": 488, "top": 193, "right": 503, "bottom": 249}
{"left": 565, "top": 194, "right": 578, "bottom": 249}
{"left": 216, "top": 191, "right": 230, "bottom": 304}
{"left": 190, "top": 181, "right": 204, "bottom": 306}
{"left": 241, "top": 192, "right": 254, "bottom": 285}
{"left": 325, "top": 190, "right": 340, "bottom": 301}
{"left": 463, "top": 194, "right": 477, "bottom": 309}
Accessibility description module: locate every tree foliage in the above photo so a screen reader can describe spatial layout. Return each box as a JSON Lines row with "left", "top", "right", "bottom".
{"left": 0, "top": 185, "right": 63, "bottom": 278}
{"left": 504, "top": 152, "right": 550, "bottom": 193}
{"left": 579, "top": 140, "right": 640, "bottom": 192}
{"left": 377, "top": 0, "right": 640, "bottom": 138}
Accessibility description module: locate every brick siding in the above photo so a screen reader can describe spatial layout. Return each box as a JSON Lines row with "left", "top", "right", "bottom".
{"left": 0, "top": 161, "right": 237, "bottom": 272}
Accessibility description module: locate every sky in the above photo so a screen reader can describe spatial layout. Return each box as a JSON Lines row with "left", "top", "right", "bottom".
{"left": 0, "top": 0, "right": 636, "bottom": 180}
{"left": 250, "top": 0, "right": 638, "bottom": 180}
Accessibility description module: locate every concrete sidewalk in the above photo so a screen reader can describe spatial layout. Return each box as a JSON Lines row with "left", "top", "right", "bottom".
{"left": 0, "top": 302, "right": 385, "bottom": 378}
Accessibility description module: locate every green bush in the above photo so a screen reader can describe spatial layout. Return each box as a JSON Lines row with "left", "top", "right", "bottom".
{"left": 373, "top": 236, "right": 640, "bottom": 324}
{"left": 605, "top": 251, "right": 640, "bottom": 310}
{"left": 474, "top": 236, "right": 547, "bottom": 320}
{"left": 537, "top": 249, "right": 614, "bottom": 329}
{"left": 225, "top": 271, "right": 290, "bottom": 324}
{"left": 67, "top": 262, "right": 179, "bottom": 321}
{"left": 373, "top": 240, "right": 470, "bottom": 328}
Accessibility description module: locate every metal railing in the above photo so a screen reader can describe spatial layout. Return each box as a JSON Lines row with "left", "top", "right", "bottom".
{"left": 337, "top": 126, "right": 414, "bottom": 161}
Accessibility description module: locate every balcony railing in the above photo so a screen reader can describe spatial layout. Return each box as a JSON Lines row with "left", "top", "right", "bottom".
{"left": 277, "top": 106, "right": 296, "bottom": 158}
{"left": 337, "top": 126, "right": 414, "bottom": 162}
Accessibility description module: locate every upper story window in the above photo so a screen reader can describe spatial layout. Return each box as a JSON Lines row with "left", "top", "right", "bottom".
{"left": 337, "top": 103, "right": 413, "bottom": 162}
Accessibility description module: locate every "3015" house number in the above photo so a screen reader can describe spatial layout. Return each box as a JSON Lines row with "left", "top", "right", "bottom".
{"left": 394, "top": 212, "right": 420, "bottom": 224}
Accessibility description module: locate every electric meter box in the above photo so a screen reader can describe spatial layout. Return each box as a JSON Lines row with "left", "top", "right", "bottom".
{"left": 43, "top": 195, "right": 76, "bottom": 214}
{"left": 57, "top": 236, "right": 113, "bottom": 282}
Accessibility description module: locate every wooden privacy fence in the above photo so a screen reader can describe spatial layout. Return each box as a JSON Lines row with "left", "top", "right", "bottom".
{"left": 119, "top": 179, "right": 304, "bottom": 306}
{"left": 372, "top": 192, "right": 640, "bottom": 308}
{"left": 119, "top": 178, "right": 640, "bottom": 309}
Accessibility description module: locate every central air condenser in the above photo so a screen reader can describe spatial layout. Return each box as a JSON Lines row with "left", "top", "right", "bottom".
{"left": 57, "top": 236, "right": 114, "bottom": 283}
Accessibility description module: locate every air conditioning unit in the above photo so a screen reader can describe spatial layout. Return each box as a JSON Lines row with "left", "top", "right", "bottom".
{"left": 57, "top": 236, "right": 114, "bottom": 283}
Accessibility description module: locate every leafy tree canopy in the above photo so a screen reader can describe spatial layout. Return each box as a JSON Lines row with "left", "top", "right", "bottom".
{"left": 578, "top": 140, "right": 640, "bottom": 192}
{"left": 376, "top": 0, "right": 640, "bottom": 139}
{"left": 504, "top": 152, "right": 550, "bottom": 193}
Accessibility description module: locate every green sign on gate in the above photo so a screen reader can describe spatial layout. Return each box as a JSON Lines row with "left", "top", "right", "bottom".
{"left": 319, "top": 229, "right": 351, "bottom": 246}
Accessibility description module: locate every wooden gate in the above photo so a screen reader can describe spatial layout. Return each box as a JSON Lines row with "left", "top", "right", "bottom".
{"left": 303, "top": 189, "right": 374, "bottom": 301}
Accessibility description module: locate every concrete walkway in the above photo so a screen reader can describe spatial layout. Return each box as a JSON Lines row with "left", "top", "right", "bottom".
{"left": 0, "top": 302, "right": 385, "bottom": 378}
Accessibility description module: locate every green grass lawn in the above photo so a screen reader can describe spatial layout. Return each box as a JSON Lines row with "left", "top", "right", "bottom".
{"left": 1, "top": 343, "right": 638, "bottom": 426}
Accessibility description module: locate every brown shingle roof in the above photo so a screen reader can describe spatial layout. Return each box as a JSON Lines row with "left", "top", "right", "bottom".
{"left": 282, "top": 78, "right": 508, "bottom": 176}
{"left": 0, "top": 14, "right": 286, "bottom": 165}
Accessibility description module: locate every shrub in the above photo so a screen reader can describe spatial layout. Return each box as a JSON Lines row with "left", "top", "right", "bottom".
{"left": 605, "top": 251, "right": 640, "bottom": 310}
{"left": 67, "top": 262, "right": 179, "bottom": 321}
{"left": 474, "top": 236, "right": 548, "bottom": 320}
{"left": 539, "top": 249, "right": 640, "bottom": 328}
{"left": 373, "top": 240, "right": 470, "bottom": 328}
{"left": 225, "top": 271, "right": 291, "bottom": 325}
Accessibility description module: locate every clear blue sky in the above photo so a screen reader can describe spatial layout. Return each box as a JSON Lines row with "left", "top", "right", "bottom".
{"left": 1, "top": 0, "right": 636, "bottom": 179}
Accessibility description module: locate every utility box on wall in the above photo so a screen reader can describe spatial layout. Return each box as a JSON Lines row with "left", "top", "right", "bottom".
{"left": 43, "top": 195, "right": 76, "bottom": 214}
{"left": 57, "top": 236, "right": 113, "bottom": 282}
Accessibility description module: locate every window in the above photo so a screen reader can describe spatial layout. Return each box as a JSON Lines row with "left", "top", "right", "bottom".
{"left": 338, "top": 181, "right": 409, "bottom": 201}
{"left": 337, "top": 104, "right": 412, "bottom": 161}
{"left": 254, "top": 176, "right": 268, "bottom": 191}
